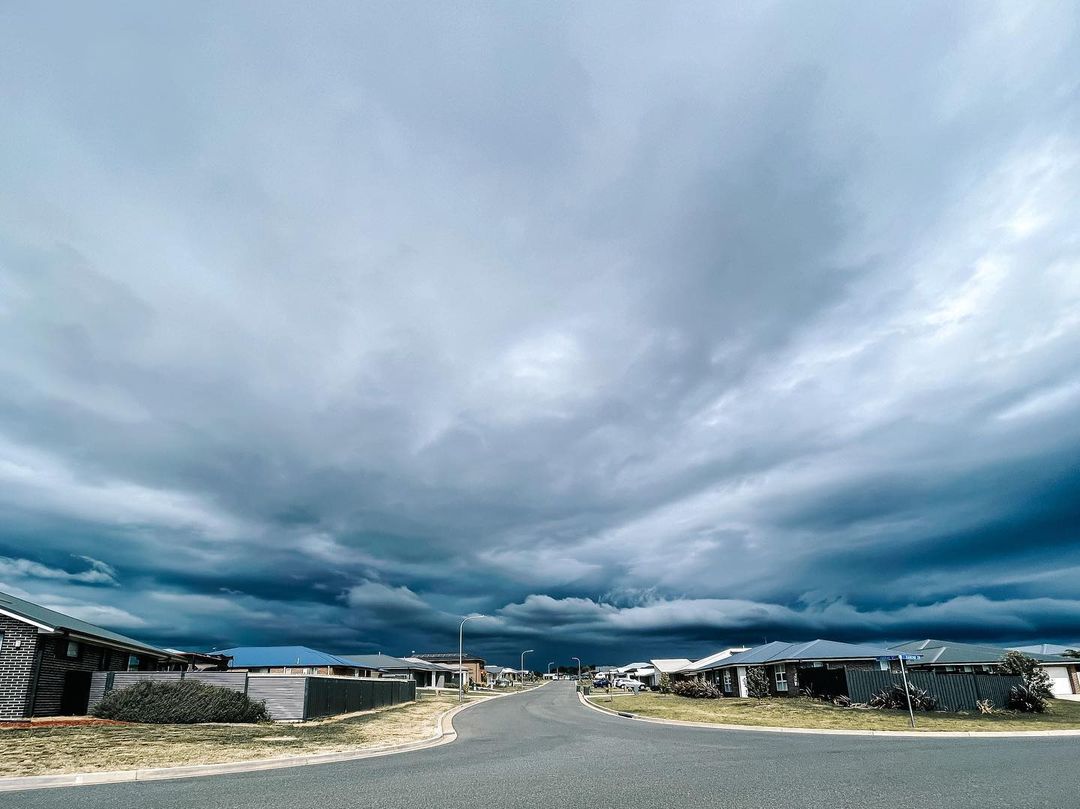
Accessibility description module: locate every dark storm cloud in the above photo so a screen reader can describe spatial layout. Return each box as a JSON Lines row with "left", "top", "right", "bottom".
{"left": 1, "top": 2, "right": 1079, "bottom": 664}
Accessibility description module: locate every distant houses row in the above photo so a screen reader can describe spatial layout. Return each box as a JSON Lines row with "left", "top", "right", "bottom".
{"left": 598, "top": 637, "right": 1080, "bottom": 700}
{"left": 0, "top": 588, "right": 498, "bottom": 722}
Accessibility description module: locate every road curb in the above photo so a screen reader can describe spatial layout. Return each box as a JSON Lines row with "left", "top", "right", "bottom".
{"left": 0, "top": 689, "right": 530, "bottom": 793}
{"left": 577, "top": 692, "right": 1080, "bottom": 738}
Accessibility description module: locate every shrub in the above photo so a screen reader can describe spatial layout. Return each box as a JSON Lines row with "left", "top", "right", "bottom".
{"left": 91, "top": 680, "right": 270, "bottom": 724}
{"left": 976, "top": 699, "right": 995, "bottom": 715}
{"left": 1008, "top": 684, "right": 1048, "bottom": 714}
{"left": 746, "top": 667, "right": 771, "bottom": 698}
{"left": 868, "top": 684, "right": 939, "bottom": 712}
{"left": 1000, "top": 651, "right": 1054, "bottom": 699}
{"left": 658, "top": 672, "right": 673, "bottom": 694}
{"left": 672, "top": 678, "right": 722, "bottom": 699}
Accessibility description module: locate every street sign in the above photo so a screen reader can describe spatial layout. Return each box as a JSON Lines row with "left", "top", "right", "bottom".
{"left": 877, "top": 654, "right": 924, "bottom": 662}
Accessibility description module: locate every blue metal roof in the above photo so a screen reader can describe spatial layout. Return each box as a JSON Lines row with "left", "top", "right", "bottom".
{"left": 213, "top": 646, "right": 361, "bottom": 668}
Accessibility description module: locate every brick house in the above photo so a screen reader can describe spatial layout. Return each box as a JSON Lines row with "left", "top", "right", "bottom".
{"left": 0, "top": 589, "right": 186, "bottom": 721}
{"left": 413, "top": 652, "right": 488, "bottom": 685}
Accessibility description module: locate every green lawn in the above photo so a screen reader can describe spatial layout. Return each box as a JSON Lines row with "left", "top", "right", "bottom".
{"left": 587, "top": 693, "right": 1080, "bottom": 732}
{"left": 0, "top": 692, "right": 482, "bottom": 778}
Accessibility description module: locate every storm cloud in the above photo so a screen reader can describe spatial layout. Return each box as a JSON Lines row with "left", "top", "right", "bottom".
{"left": 1, "top": 2, "right": 1079, "bottom": 664}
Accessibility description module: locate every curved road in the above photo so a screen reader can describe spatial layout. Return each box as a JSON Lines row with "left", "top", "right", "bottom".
{"left": 11, "top": 682, "right": 1078, "bottom": 808}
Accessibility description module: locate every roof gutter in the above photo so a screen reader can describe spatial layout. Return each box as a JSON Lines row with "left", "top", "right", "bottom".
{"left": 59, "top": 630, "right": 186, "bottom": 662}
{"left": 0, "top": 606, "right": 55, "bottom": 633}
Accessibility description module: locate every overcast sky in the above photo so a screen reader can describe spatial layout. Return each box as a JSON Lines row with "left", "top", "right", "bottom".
{"left": 1, "top": 2, "right": 1078, "bottom": 666}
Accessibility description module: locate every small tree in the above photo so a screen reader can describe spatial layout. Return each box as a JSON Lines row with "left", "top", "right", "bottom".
{"left": 1000, "top": 651, "right": 1053, "bottom": 699}
{"left": 746, "top": 666, "right": 771, "bottom": 698}
{"left": 1064, "top": 649, "right": 1080, "bottom": 660}
{"left": 658, "top": 672, "right": 673, "bottom": 694}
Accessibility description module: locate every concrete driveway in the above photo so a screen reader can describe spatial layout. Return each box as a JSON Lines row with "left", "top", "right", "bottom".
{"left": 10, "top": 681, "right": 1078, "bottom": 808}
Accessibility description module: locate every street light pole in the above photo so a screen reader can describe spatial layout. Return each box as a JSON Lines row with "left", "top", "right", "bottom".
{"left": 458, "top": 615, "right": 485, "bottom": 703}
{"left": 548, "top": 661, "right": 555, "bottom": 678}
{"left": 572, "top": 656, "right": 581, "bottom": 681}
{"left": 520, "top": 649, "right": 534, "bottom": 688}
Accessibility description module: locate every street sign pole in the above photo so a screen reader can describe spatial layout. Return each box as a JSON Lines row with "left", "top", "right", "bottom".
{"left": 898, "top": 655, "right": 916, "bottom": 728}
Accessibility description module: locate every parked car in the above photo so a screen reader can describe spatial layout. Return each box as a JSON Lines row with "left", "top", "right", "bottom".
{"left": 615, "top": 677, "right": 644, "bottom": 691}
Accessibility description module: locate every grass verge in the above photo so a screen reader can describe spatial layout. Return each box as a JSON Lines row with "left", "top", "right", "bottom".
{"left": 0, "top": 692, "right": 482, "bottom": 777}
{"left": 587, "top": 693, "right": 1080, "bottom": 732}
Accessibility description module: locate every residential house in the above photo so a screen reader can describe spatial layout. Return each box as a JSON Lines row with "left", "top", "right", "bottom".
{"left": 413, "top": 652, "right": 487, "bottom": 685}
{"left": 610, "top": 661, "right": 651, "bottom": 684}
{"left": 679, "top": 647, "right": 750, "bottom": 681}
{"left": 216, "top": 646, "right": 372, "bottom": 676}
{"left": 0, "top": 588, "right": 187, "bottom": 720}
{"left": 892, "top": 639, "right": 1080, "bottom": 697}
{"left": 167, "top": 650, "right": 232, "bottom": 671}
{"left": 703, "top": 640, "right": 898, "bottom": 697}
{"left": 400, "top": 657, "right": 456, "bottom": 688}
{"left": 485, "top": 665, "right": 516, "bottom": 685}
{"left": 341, "top": 654, "right": 453, "bottom": 688}
{"left": 1010, "top": 643, "right": 1080, "bottom": 657}
{"left": 647, "top": 658, "right": 692, "bottom": 688}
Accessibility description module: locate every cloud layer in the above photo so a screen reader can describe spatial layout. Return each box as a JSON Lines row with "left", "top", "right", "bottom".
{"left": 1, "top": 2, "right": 1079, "bottom": 663}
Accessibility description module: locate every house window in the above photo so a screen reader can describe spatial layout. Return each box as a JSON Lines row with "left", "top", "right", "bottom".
{"left": 127, "top": 655, "right": 141, "bottom": 671}
{"left": 0, "top": 631, "right": 4, "bottom": 653}
{"left": 774, "top": 665, "right": 788, "bottom": 692}
{"left": 723, "top": 670, "right": 732, "bottom": 691}
{"left": 63, "top": 640, "right": 81, "bottom": 659}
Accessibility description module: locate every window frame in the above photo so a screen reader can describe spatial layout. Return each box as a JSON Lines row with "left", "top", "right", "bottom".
{"left": 774, "top": 664, "right": 788, "bottom": 691}
{"left": 59, "top": 639, "right": 81, "bottom": 660}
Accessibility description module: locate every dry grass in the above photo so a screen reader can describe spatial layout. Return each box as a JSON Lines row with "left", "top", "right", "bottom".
{"left": 0, "top": 692, "right": 481, "bottom": 778}
{"left": 588, "top": 693, "right": 1080, "bottom": 732}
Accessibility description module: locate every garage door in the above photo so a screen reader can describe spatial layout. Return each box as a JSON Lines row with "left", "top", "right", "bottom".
{"left": 1044, "top": 666, "right": 1073, "bottom": 696}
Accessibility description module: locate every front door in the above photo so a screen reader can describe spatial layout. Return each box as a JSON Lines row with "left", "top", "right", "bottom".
{"left": 59, "top": 670, "right": 93, "bottom": 715}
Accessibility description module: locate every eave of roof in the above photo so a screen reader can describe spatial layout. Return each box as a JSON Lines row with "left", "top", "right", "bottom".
{"left": 0, "top": 590, "right": 183, "bottom": 660}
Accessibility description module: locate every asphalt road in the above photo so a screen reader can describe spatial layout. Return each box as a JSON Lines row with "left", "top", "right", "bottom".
{"left": 10, "top": 682, "right": 1079, "bottom": 808}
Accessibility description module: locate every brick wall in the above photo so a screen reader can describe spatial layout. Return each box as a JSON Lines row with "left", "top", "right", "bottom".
{"left": 0, "top": 615, "right": 40, "bottom": 720}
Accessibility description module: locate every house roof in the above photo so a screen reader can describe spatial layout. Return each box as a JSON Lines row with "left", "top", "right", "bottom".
{"left": 685, "top": 647, "right": 751, "bottom": 672}
{"left": 214, "top": 646, "right": 361, "bottom": 669}
{"left": 617, "top": 661, "right": 651, "bottom": 672}
{"left": 890, "top": 639, "right": 1076, "bottom": 666}
{"left": 650, "top": 658, "right": 692, "bottom": 674}
{"left": 414, "top": 652, "right": 487, "bottom": 663}
{"left": 0, "top": 589, "right": 183, "bottom": 660}
{"left": 1010, "top": 644, "right": 1080, "bottom": 657}
{"left": 339, "top": 653, "right": 412, "bottom": 670}
{"left": 709, "top": 639, "right": 898, "bottom": 669}
{"left": 402, "top": 657, "right": 459, "bottom": 672}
